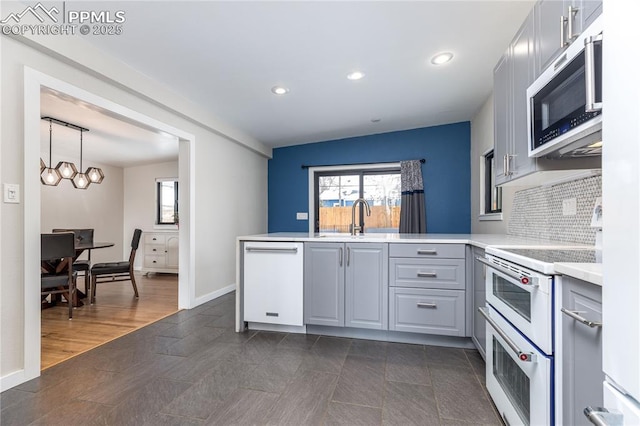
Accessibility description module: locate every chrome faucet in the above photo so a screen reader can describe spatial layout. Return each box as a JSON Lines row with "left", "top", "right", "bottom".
{"left": 351, "top": 198, "right": 371, "bottom": 236}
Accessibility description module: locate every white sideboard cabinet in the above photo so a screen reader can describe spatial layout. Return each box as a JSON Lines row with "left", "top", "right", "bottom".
{"left": 141, "top": 231, "right": 179, "bottom": 274}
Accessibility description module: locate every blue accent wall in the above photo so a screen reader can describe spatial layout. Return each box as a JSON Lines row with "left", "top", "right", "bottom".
{"left": 268, "top": 122, "right": 471, "bottom": 233}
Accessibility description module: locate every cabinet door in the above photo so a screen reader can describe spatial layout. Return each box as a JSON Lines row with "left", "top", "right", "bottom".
{"left": 536, "top": 0, "right": 566, "bottom": 73}
{"left": 510, "top": 11, "right": 538, "bottom": 178}
{"left": 558, "top": 276, "right": 603, "bottom": 425}
{"left": 472, "top": 247, "right": 487, "bottom": 358}
{"left": 345, "top": 243, "right": 388, "bottom": 330}
{"left": 166, "top": 235, "right": 179, "bottom": 269}
{"left": 578, "top": 0, "right": 602, "bottom": 30}
{"left": 304, "top": 243, "right": 345, "bottom": 327}
{"left": 493, "top": 53, "right": 511, "bottom": 185}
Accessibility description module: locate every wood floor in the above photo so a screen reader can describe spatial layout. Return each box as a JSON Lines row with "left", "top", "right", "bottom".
{"left": 40, "top": 272, "right": 178, "bottom": 370}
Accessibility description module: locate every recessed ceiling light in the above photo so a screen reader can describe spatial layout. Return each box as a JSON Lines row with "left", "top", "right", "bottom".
{"left": 271, "top": 86, "right": 289, "bottom": 95}
{"left": 431, "top": 52, "right": 454, "bottom": 65}
{"left": 347, "top": 71, "right": 365, "bottom": 81}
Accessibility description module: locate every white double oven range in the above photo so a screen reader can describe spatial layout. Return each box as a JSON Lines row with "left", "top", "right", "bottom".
{"left": 479, "top": 246, "right": 599, "bottom": 426}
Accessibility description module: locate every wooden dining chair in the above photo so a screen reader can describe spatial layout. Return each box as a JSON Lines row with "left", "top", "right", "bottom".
{"left": 90, "top": 229, "right": 142, "bottom": 304}
{"left": 52, "top": 228, "right": 94, "bottom": 294}
{"left": 41, "top": 232, "right": 77, "bottom": 319}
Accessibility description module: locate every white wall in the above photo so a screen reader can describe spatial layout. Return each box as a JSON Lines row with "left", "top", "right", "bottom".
{"left": 41, "top": 160, "right": 124, "bottom": 264}
{"left": 123, "top": 161, "right": 179, "bottom": 269}
{"left": 1, "top": 30, "right": 269, "bottom": 384}
{"left": 469, "top": 94, "right": 518, "bottom": 234}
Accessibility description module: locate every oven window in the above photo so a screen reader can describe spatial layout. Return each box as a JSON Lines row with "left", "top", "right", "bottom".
{"left": 493, "top": 274, "right": 531, "bottom": 321}
{"left": 493, "top": 337, "right": 531, "bottom": 425}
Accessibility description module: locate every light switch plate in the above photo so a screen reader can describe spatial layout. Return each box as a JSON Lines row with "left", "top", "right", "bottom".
{"left": 562, "top": 198, "right": 577, "bottom": 216}
{"left": 296, "top": 212, "right": 308, "bottom": 220}
{"left": 3, "top": 183, "right": 20, "bottom": 203}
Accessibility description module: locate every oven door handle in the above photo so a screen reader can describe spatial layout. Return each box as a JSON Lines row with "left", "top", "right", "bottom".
{"left": 479, "top": 307, "right": 536, "bottom": 363}
{"left": 476, "top": 256, "right": 538, "bottom": 287}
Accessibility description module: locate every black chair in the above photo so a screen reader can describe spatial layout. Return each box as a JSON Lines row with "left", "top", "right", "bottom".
{"left": 90, "top": 229, "right": 142, "bottom": 304}
{"left": 41, "top": 233, "right": 77, "bottom": 319}
{"left": 52, "top": 229, "right": 94, "bottom": 294}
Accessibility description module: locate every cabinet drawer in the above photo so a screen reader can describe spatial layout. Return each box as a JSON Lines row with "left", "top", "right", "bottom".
{"left": 389, "top": 288, "right": 465, "bottom": 336}
{"left": 145, "top": 244, "right": 165, "bottom": 255}
{"left": 389, "top": 258, "right": 465, "bottom": 290}
{"left": 389, "top": 243, "right": 464, "bottom": 259}
{"left": 145, "top": 234, "right": 166, "bottom": 245}
{"left": 144, "top": 254, "right": 166, "bottom": 268}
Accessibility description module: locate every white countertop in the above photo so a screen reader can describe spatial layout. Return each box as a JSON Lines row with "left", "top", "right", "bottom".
{"left": 238, "top": 232, "right": 584, "bottom": 249}
{"left": 554, "top": 263, "right": 603, "bottom": 286}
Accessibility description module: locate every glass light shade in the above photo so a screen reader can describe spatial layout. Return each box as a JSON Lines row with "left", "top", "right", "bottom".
{"left": 41, "top": 167, "right": 62, "bottom": 186}
{"left": 72, "top": 172, "right": 91, "bottom": 189}
{"left": 55, "top": 161, "right": 78, "bottom": 179}
{"left": 86, "top": 167, "right": 104, "bottom": 184}
{"left": 40, "top": 158, "right": 46, "bottom": 173}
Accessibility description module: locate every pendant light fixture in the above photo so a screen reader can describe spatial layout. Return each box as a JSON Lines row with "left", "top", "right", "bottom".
{"left": 40, "top": 119, "right": 62, "bottom": 186}
{"left": 41, "top": 116, "right": 102, "bottom": 189}
{"left": 72, "top": 129, "right": 90, "bottom": 190}
{"left": 56, "top": 160, "right": 77, "bottom": 180}
{"left": 86, "top": 166, "right": 104, "bottom": 184}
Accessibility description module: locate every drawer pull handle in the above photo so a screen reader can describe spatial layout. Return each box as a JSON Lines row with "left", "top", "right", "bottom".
{"left": 561, "top": 308, "right": 602, "bottom": 328}
{"left": 417, "top": 271, "right": 437, "bottom": 278}
{"left": 266, "top": 312, "right": 279, "bottom": 317}
{"left": 417, "top": 249, "right": 437, "bottom": 255}
{"left": 417, "top": 302, "right": 437, "bottom": 309}
{"left": 152, "top": 261, "right": 157, "bottom": 263}
{"left": 152, "top": 238, "right": 157, "bottom": 241}
{"left": 153, "top": 248, "right": 157, "bottom": 251}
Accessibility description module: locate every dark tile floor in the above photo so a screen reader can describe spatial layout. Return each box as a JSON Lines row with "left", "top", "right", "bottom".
{"left": 1, "top": 292, "right": 501, "bottom": 425}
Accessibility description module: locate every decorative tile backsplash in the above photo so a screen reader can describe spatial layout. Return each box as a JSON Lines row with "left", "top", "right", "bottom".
{"left": 508, "top": 175, "right": 602, "bottom": 245}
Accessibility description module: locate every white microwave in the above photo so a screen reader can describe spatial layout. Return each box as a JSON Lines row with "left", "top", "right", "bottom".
{"left": 527, "top": 15, "right": 603, "bottom": 158}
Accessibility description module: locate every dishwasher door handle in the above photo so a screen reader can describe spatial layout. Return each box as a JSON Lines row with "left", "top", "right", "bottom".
{"left": 246, "top": 246, "right": 298, "bottom": 253}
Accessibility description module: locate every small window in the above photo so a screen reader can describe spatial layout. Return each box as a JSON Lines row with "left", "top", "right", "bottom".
{"left": 484, "top": 151, "right": 502, "bottom": 214}
{"left": 157, "top": 179, "right": 178, "bottom": 225}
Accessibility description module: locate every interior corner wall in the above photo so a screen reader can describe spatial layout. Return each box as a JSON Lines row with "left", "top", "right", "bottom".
{"left": 470, "top": 94, "right": 518, "bottom": 234}
{"left": 268, "top": 123, "right": 471, "bottom": 234}
{"left": 41, "top": 160, "right": 125, "bottom": 264}
{"left": 123, "top": 160, "right": 179, "bottom": 269}
{"left": 0, "top": 34, "right": 268, "bottom": 382}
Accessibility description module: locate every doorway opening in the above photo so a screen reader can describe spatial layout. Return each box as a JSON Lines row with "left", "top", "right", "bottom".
{"left": 24, "top": 68, "right": 196, "bottom": 380}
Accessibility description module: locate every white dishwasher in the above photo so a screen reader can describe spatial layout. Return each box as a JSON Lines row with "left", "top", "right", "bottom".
{"left": 243, "top": 241, "right": 304, "bottom": 326}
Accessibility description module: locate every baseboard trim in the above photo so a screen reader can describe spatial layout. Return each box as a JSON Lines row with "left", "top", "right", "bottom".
{"left": 1, "top": 369, "right": 27, "bottom": 392}
{"left": 194, "top": 283, "right": 235, "bottom": 306}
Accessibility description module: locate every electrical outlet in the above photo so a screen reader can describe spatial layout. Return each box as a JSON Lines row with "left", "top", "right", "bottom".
{"left": 296, "top": 212, "right": 308, "bottom": 220}
{"left": 562, "top": 198, "right": 577, "bottom": 216}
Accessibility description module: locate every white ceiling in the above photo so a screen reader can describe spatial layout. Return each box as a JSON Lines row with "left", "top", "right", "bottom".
{"left": 40, "top": 88, "right": 179, "bottom": 168}
{"left": 69, "top": 0, "right": 535, "bottom": 149}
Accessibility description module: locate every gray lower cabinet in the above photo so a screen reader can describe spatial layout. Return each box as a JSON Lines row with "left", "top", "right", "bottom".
{"left": 345, "top": 243, "right": 388, "bottom": 330}
{"left": 389, "top": 243, "right": 466, "bottom": 337}
{"left": 472, "top": 246, "right": 487, "bottom": 358}
{"left": 304, "top": 242, "right": 344, "bottom": 327}
{"left": 389, "top": 288, "right": 465, "bottom": 336}
{"left": 556, "top": 275, "right": 603, "bottom": 425}
{"left": 304, "top": 242, "right": 387, "bottom": 330}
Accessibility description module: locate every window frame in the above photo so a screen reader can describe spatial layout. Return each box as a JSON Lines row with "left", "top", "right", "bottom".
{"left": 480, "top": 149, "right": 503, "bottom": 220}
{"left": 309, "top": 164, "right": 401, "bottom": 233}
{"left": 156, "top": 178, "right": 179, "bottom": 226}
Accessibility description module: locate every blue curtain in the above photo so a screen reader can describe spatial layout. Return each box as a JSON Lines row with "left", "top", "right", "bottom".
{"left": 399, "top": 160, "right": 426, "bottom": 233}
